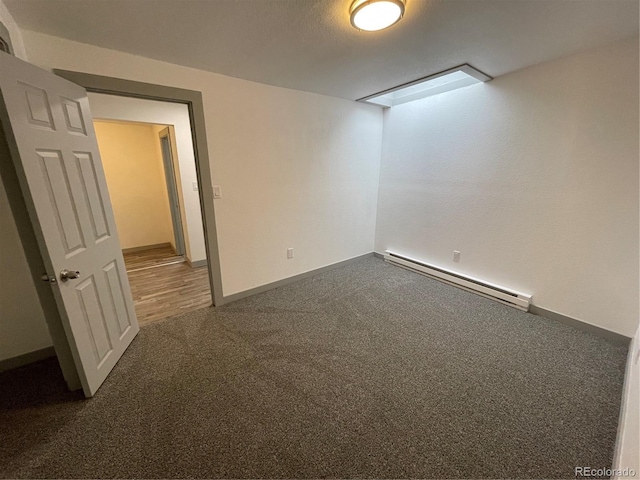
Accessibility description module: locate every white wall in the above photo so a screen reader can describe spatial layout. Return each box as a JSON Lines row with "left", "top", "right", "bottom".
{"left": 22, "top": 30, "right": 383, "bottom": 298}
{"left": 375, "top": 37, "right": 639, "bottom": 337}
{"left": 88, "top": 94, "right": 206, "bottom": 263}
{"left": 0, "top": 180, "right": 52, "bottom": 361}
{"left": 8, "top": 20, "right": 635, "bottom": 359}
{"left": 0, "top": 0, "right": 53, "bottom": 360}
{"left": 0, "top": 0, "right": 26, "bottom": 59}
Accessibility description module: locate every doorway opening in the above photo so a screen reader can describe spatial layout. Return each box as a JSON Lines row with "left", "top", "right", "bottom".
{"left": 52, "top": 70, "right": 224, "bottom": 312}
{"left": 90, "top": 94, "right": 212, "bottom": 325}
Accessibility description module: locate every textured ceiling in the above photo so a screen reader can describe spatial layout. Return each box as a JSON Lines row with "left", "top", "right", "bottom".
{"left": 5, "top": 0, "right": 639, "bottom": 100}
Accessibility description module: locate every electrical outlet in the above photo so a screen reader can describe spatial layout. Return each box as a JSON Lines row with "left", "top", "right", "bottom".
{"left": 453, "top": 251, "right": 461, "bottom": 262}
{"left": 287, "top": 248, "right": 294, "bottom": 259}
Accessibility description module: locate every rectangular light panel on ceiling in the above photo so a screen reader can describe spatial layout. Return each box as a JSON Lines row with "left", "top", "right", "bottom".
{"left": 359, "top": 64, "right": 492, "bottom": 107}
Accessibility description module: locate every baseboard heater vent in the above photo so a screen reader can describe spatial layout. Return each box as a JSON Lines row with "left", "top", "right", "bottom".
{"left": 384, "top": 251, "right": 532, "bottom": 312}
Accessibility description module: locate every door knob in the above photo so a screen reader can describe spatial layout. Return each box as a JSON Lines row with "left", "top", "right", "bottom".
{"left": 60, "top": 269, "right": 80, "bottom": 282}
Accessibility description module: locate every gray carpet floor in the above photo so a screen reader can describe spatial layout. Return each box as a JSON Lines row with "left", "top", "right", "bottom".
{"left": 0, "top": 257, "right": 628, "bottom": 479}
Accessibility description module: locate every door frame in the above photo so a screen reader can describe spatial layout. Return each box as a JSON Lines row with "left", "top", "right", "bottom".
{"left": 53, "top": 70, "right": 224, "bottom": 306}
{"left": 157, "top": 127, "right": 186, "bottom": 256}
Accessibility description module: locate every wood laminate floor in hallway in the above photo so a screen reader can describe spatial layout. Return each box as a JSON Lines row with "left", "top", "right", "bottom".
{"left": 123, "top": 245, "right": 211, "bottom": 325}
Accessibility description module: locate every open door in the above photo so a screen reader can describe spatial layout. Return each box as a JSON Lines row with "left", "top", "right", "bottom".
{"left": 0, "top": 52, "right": 139, "bottom": 397}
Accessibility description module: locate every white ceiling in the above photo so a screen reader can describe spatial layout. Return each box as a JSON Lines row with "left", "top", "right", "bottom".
{"left": 5, "top": 0, "right": 639, "bottom": 100}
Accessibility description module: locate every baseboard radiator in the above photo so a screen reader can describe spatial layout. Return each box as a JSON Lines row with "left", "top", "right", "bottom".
{"left": 384, "top": 251, "right": 532, "bottom": 312}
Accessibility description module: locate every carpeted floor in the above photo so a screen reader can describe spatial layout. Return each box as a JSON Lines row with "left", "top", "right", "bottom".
{"left": 0, "top": 257, "right": 628, "bottom": 479}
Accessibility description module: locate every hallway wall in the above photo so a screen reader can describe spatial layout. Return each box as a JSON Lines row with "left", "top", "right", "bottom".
{"left": 94, "top": 120, "right": 175, "bottom": 250}
{"left": 89, "top": 94, "right": 206, "bottom": 263}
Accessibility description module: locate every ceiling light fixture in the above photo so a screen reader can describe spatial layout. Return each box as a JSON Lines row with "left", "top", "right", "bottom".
{"left": 350, "top": 0, "right": 405, "bottom": 32}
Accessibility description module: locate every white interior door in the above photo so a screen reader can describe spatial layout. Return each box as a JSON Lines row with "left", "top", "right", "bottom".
{"left": 0, "top": 52, "right": 139, "bottom": 397}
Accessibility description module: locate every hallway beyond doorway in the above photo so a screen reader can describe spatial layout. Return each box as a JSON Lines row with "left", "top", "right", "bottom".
{"left": 123, "top": 245, "right": 211, "bottom": 325}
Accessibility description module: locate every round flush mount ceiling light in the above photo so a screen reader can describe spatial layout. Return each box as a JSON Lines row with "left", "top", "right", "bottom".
{"left": 350, "top": 0, "right": 405, "bottom": 32}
